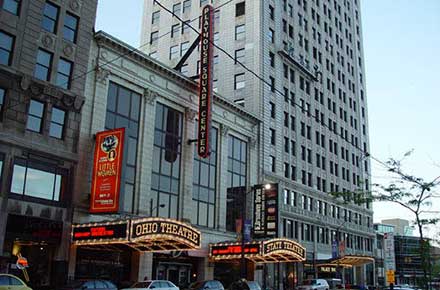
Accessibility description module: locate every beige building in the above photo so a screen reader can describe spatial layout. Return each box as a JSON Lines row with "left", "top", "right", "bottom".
{"left": 68, "top": 31, "right": 260, "bottom": 287}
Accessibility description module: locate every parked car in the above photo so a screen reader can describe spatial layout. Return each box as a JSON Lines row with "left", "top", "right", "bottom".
{"left": 325, "top": 279, "right": 345, "bottom": 290}
{"left": 121, "top": 280, "right": 179, "bottom": 290}
{"left": 187, "top": 280, "right": 224, "bottom": 290}
{"left": 229, "top": 280, "right": 261, "bottom": 290}
{"left": 297, "top": 279, "right": 330, "bottom": 290}
{"left": 59, "top": 279, "right": 117, "bottom": 290}
{"left": 0, "top": 274, "right": 32, "bottom": 290}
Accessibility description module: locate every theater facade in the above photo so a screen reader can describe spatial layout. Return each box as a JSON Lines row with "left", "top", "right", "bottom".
{"left": 68, "top": 31, "right": 263, "bottom": 288}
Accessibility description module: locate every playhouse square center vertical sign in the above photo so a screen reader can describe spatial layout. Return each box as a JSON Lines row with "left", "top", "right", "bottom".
{"left": 90, "top": 128, "right": 125, "bottom": 213}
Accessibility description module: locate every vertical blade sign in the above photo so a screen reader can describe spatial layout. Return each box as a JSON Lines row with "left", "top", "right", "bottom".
{"left": 90, "top": 128, "right": 125, "bottom": 213}
{"left": 198, "top": 5, "right": 213, "bottom": 158}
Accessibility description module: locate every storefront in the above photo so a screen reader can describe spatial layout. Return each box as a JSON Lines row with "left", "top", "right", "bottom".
{"left": 2, "top": 214, "right": 65, "bottom": 289}
{"left": 209, "top": 238, "right": 306, "bottom": 289}
{"left": 71, "top": 217, "right": 201, "bottom": 287}
{"left": 316, "top": 255, "right": 375, "bottom": 284}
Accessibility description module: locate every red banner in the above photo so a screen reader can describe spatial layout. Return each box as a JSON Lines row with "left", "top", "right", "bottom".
{"left": 90, "top": 128, "right": 125, "bottom": 213}
{"left": 197, "top": 4, "right": 214, "bottom": 158}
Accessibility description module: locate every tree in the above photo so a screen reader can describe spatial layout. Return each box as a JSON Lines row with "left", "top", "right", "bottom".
{"left": 331, "top": 153, "right": 440, "bottom": 290}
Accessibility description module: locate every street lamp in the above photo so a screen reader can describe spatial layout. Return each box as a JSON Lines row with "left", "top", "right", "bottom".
{"left": 240, "top": 183, "right": 272, "bottom": 280}
{"left": 150, "top": 198, "right": 165, "bottom": 216}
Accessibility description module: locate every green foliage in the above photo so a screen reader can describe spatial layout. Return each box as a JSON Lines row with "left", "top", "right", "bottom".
{"left": 329, "top": 152, "right": 440, "bottom": 290}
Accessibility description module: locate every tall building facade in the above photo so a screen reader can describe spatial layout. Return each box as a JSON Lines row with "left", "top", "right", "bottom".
{"left": 0, "top": 0, "right": 98, "bottom": 288}
{"left": 141, "top": 0, "right": 374, "bottom": 287}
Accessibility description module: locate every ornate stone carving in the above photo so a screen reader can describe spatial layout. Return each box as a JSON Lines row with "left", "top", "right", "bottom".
{"left": 222, "top": 111, "right": 229, "bottom": 119}
{"left": 185, "top": 107, "right": 197, "bottom": 121}
{"left": 30, "top": 84, "right": 42, "bottom": 96}
{"left": 100, "top": 50, "right": 109, "bottom": 61}
{"left": 42, "top": 34, "right": 54, "bottom": 49}
{"left": 220, "top": 124, "right": 230, "bottom": 137}
{"left": 144, "top": 88, "right": 158, "bottom": 105}
{"left": 96, "top": 67, "right": 110, "bottom": 84}
{"left": 69, "top": 0, "right": 81, "bottom": 12}
{"left": 149, "top": 74, "right": 156, "bottom": 83}
{"left": 20, "top": 75, "right": 31, "bottom": 91}
{"left": 63, "top": 44, "right": 74, "bottom": 58}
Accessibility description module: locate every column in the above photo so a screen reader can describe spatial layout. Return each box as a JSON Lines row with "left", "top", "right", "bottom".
{"left": 197, "top": 257, "right": 213, "bottom": 281}
{"left": 131, "top": 252, "right": 153, "bottom": 282}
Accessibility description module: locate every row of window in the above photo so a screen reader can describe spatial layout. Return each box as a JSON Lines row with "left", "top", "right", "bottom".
{"left": 7, "top": 42, "right": 68, "bottom": 85}
{"left": 42, "top": 1, "right": 79, "bottom": 43}
{"left": 281, "top": 217, "right": 373, "bottom": 251}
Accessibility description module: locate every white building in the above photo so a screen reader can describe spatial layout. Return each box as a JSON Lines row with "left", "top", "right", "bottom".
{"left": 141, "top": 0, "right": 374, "bottom": 287}
{"left": 68, "top": 31, "right": 261, "bottom": 288}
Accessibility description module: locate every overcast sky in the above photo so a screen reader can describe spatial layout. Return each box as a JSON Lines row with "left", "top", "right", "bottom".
{"left": 95, "top": 0, "right": 440, "bottom": 236}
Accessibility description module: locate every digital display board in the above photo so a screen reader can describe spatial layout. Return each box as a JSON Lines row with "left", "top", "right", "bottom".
{"left": 72, "top": 222, "right": 129, "bottom": 242}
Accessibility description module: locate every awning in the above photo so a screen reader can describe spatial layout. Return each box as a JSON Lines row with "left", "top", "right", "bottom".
{"left": 209, "top": 238, "right": 306, "bottom": 263}
{"left": 71, "top": 217, "right": 201, "bottom": 252}
{"left": 317, "top": 255, "right": 374, "bottom": 268}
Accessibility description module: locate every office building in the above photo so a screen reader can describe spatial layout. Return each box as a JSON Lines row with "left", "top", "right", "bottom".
{"left": 141, "top": 0, "right": 374, "bottom": 287}
{"left": 0, "top": 0, "right": 98, "bottom": 288}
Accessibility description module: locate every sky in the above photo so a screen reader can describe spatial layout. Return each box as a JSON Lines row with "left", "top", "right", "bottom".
{"left": 95, "top": 1, "right": 440, "bottom": 236}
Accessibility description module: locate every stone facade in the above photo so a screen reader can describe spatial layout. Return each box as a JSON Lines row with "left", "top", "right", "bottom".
{"left": 0, "top": 0, "right": 97, "bottom": 288}
{"left": 68, "top": 31, "right": 260, "bottom": 285}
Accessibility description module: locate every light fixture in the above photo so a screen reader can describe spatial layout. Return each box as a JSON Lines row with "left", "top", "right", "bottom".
{"left": 264, "top": 183, "right": 271, "bottom": 190}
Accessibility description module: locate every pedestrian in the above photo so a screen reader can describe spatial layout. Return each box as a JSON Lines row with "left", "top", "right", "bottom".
{"left": 144, "top": 276, "right": 148, "bottom": 281}
{"left": 390, "top": 283, "right": 394, "bottom": 290}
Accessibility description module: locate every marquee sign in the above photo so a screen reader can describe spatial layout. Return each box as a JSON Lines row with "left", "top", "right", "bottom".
{"left": 72, "top": 221, "right": 129, "bottom": 243}
{"left": 197, "top": 4, "right": 214, "bottom": 158}
{"left": 131, "top": 218, "right": 201, "bottom": 248}
{"left": 90, "top": 128, "right": 125, "bottom": 213}
{"left": 71, "top": 218, "right": 201, "bottom": 252}
{"left": 210, "top": 242, "right": 261, "bottom": 260}
{"left": 262, "top": 238, "right": 306, "bottom": 261}
{"left": 209, "top": 238, "right": 306, "bottom": 263}
{"left": 253, "top": 183, "right": 279, "bottom": 238}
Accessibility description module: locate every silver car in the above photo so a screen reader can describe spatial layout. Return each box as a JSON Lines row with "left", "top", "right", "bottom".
{"left": 121, "top": 280, "right": 179, "bottom": 290}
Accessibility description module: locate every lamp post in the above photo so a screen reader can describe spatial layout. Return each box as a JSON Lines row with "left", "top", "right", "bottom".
{"left": 240, "top": 183, "right": 271, "bottom": 280}
{"left": 150, "top": 198, "right": 165, "bottom": 216}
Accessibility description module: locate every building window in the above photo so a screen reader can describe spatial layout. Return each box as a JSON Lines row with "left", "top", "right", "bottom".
{"left": 169, "top": 45, "right": 179, "bottom": 59}
{"left": 56, "top": 58, "right": 73, "bottom": 89}
{"left": 0, "top": 31, "right": 14, "bottom": 66}
{"left": 182, "top": 20, "right": 190, "bottom": 34}
{"left": 235, "top": 2, "right": 245, "bottom": 17}
{"left": 234, "top": 73, "right": 245, "bottom": 90}
{"left": 180, "top": 41, "right": 189, "bottom": 56}
{"left": 151, "top": 103, "right": 182, "bottom": 218}
{"left": 171, "top": 24, "right": 180, "bottom": 37}
{"left": 226, "top": 135, "right": 248, "bottom": 232}
{"left": 192, "top": 127, "right": 218, "bottom": 228}
{"left": 270, "top": 128, "right": 275, "bottom": 145}
{"left": 63, "top": 12, "right": 78, "bottom": 43}
{"left": 3, "top": 0, "right": 20, "bottom": 15}
{"left": 235, "top": 48, "right": 245, "bottom": 64}
{"left": 34, "top": 49, "right": 53, "bottom": 81}
{"left": 269, "top": 51, "right": 275, "bottom": 67}
{"left": 269, "top": 155, "right": 275, "bottom": 172}
{"left": 0, "top": 87, "right": 5, "bottom": 116}
{"left": 269, "top": 5, "right": 274, "bottom": 20}
{"left": 11, "top": 158, "right": 67, "bottom": 202}
{"left": 172, "top": 3, "right": 181, "bottom": 17}
{"left": 152, "top": 10, "right": 160, "bottom": 24}
{"left": 150, "top": 31, "right": 159, "bottom": 45}
{"left": 105, "top": 82, "right": 141, "bottom": 213}
{"left": 49, "top": 107, "right": 66, "bottom": 139}
{"left": 183, "top": 0, "right": 191, "bottom": 13}
{"left": 268, "top": 28, "right": 274, "bottom": 43}
{"left": 42, "top": 2, "right": 59, "bottom": 33}
{"left": 200, "top": 0, "right": 208, "bottom": 7}
{"left": 26, "top": 99, "right": 44, "bottom": 133}
{"left": 235, "top": 24, "right": 245, "bottom": 40}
